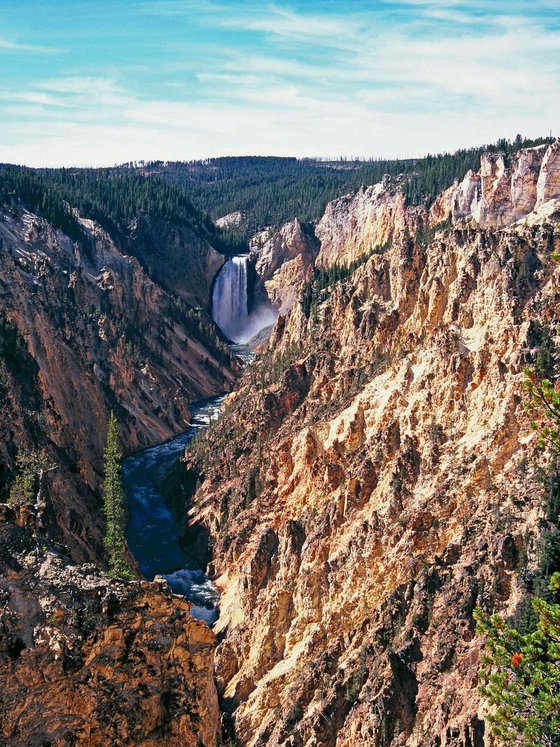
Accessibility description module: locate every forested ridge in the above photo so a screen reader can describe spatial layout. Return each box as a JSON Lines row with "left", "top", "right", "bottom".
{"left": 0, "top": 134, "right": 553, "bottom": 252}
{"left": 138, "top": 134, "right": 554, "bottom": 240}
{"left": 0, "top": 165, "right": 233, "bottom": 369}
{"left": 0, "top": 165, "right": 221, "bottom": 253}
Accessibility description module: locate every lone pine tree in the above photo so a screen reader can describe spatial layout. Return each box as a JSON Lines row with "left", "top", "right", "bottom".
{"left": 103, "top": 411, "right": 130, "bottom": 578}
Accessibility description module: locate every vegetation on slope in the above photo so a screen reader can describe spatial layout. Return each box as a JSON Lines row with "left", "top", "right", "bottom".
{"left": 0, "top": 166, "right": 216, "bottom": 249}
{"left": 103, "top": 411, "right": 130, "bottom": 579}
{"left": 0, "top": 167, "right": 234, "bottom": 372}
{"left": 139, "top": 134, "right": 553, "bottom": 241}
{"left": 476, "top": 366, "right": 560, "bottom": 745}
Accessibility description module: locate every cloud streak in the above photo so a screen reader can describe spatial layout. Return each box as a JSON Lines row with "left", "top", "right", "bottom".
{"left": 0, "top": 37, "right": 64, "bottom": 54}
{"left": 0, "top": 0, "right": 558, "bottom": 165}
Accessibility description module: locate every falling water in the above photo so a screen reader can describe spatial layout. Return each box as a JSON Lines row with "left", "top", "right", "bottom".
{"left": 212, "top": 256, "right": 249, "bottom": 342}
{"left": 212, "top": 256, "right": 278, "bottom": 343}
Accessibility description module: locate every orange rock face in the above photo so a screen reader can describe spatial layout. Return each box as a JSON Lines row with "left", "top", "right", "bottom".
{"left": 0, "top": 520, "right": 219, "bottom": 746}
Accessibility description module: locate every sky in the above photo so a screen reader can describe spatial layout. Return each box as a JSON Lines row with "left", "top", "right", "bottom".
{"left": 1, "top": 0, "right": 559, "bottom": 166}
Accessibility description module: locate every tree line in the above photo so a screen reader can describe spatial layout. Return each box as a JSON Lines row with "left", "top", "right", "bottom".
{"left": 138, "top": 134, "right": 554, "bottom": 242}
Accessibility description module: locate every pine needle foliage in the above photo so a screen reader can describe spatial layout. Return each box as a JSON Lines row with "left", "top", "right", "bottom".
{"left": 475, "top": 366, "right": 560, "bottom": 744}
{"left": 9, "top": 449, "right": 50, "bottom": 506}
{"left": 103, "top": 411, "right": 130, "bottom": 579}
{"left": 474, "top": 579, "right": 560, "bottom": 747}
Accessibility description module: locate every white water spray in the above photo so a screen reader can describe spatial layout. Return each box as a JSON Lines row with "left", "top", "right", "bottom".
{"left": 212, "top": 256, "right": 277, "bottom": 343}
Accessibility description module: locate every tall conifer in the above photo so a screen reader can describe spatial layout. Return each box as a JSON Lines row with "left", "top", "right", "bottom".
{"left": 103, "top": 411, "right": 130, "bottom": 578}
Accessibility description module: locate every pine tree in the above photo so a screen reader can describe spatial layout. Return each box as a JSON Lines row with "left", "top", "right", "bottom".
{"left": 474, "top": 580, "right": 560, "bottom": 746}
{"left": 475, "top": 365, "right": 560, "bottom": 743}
{"left": 103, "top": 411, "right": 130, "bottom": 578}
{"left": 9, "top": 449, "right": 51, "bottom": 507}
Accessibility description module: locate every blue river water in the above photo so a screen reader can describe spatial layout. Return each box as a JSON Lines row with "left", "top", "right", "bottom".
{"left": 123, "top": 395, "right": 225, "bottom": 625}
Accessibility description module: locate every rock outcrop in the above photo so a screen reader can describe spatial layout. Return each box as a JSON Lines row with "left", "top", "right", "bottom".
{"left": 253, "top": 219, "right": 320, "bottom": 315}
{"left": 431, "top": 140, "right": 560, "bottom": 228}
{"left": 185, "top": 141, "right": 560, "bottom": 745}
{"left": 0, "top": 513, "right": 219, "bottom": 746}
{"left": 216, "top": 211, "right": 246, "bottom": 231}
{"left": 315, "top": 181, "right": 411, "bottom": 269}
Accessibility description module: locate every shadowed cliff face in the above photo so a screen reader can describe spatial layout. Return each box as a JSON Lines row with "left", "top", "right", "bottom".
{"left": 0, "top": 203, "right": 236, "bottom": 563}
{"left": 0, "top": 201, "right": 229, "bottom": 745}
{"left": 128, "top": 213, "right": 226, "bottom": 307}
{"left": 186, "top": 142, "right": 560, "bottom": 746}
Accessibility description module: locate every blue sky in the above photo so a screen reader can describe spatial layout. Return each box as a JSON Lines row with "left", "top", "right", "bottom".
{"left": 1, "top": 0, "right": 559, "bottom": 166}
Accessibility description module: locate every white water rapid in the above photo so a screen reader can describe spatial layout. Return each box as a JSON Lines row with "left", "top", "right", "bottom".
{"left": 212, "top": 256, "right": 277, "bottom": 343}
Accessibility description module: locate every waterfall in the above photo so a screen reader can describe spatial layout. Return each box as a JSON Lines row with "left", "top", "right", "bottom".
{"left": 212, "top": 255, "right": 279, "bottom": 344}
{"left": 212, "top": 256, "right": 249, "bottom": 342}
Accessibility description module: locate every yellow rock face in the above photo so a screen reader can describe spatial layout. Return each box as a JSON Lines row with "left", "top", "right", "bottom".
{"left": 188, "top": 143, "right": 560, "bottom": 745}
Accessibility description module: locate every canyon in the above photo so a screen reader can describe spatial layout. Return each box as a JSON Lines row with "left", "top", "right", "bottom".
{"left": 0, "top": 139, "right": 559, "bottom": 745}
{"left": 0, "top": 187, "right": 234, "bottom": 744}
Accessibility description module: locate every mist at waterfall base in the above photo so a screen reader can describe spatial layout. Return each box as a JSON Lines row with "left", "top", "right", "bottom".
{"left": 212, "top": 256, "right": 278, "bottom": 343}
{"left": 123, "top": 397, "right": 224, "bottom": 625}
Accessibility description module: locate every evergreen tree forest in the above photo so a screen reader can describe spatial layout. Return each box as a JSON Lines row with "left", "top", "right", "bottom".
{"left": 0, "top": 165, "right": 220, "bottom": 253}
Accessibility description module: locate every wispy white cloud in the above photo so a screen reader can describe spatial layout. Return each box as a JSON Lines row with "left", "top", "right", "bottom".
{"left": 0, "top": 0, "right": 558, "bottom": 165}
{"left": 0, "top": 37, "right": 64, "bottom": 54}
{"left": 220, "top": 7, "right": 363, "bottom": 45}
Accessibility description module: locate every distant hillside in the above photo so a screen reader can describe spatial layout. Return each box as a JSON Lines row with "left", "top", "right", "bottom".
{"left": 0, "top": 166, "right": 232, "bottom": 298}
{"left": 136, "top": 135, "right": 554, "bottom": 242}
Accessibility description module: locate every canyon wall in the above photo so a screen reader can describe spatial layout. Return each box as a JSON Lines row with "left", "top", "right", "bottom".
{"left": 0, "top": 203, "right": 236, "bottom": 563}
{"left": 128, "top": 213, "right": 226, "bottom": 307}
{"left": 252, "top": 219, "right": 320, "bottom": 316}
{"left": 0, "top": 198, "right": 229, "bottom": 745}
{"left": 187, "top": 141, "right": 560, "bottom": 746}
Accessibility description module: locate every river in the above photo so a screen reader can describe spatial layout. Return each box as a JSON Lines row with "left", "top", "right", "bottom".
{"left": 123, "top": 395, "right": 225, "bottom": 625}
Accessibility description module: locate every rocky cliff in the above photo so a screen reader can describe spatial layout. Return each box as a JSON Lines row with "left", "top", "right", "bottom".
{"left": 0, "top": 201, "right": 236, "bottom": 563}
{"left": 185, "top": 141, "right": 560, "bottom": 746}
{"left": 128, "top": 213, "right": 226, "bottom": 307}
{"left": 0, "top": 510, "right": 219, "bottom": 746}
{"left": 430, "top": 140, "right": 560, "bottom": 229}
{"left": 252, "top": 219, "right": 320, "bottom": 316}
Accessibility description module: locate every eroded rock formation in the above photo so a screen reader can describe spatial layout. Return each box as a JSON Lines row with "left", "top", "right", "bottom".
{"left": 253, "top": 219, "right": 320, "bottom": 315}
{"left": 186, "top": 141, "right": 560, "bottom": 746}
